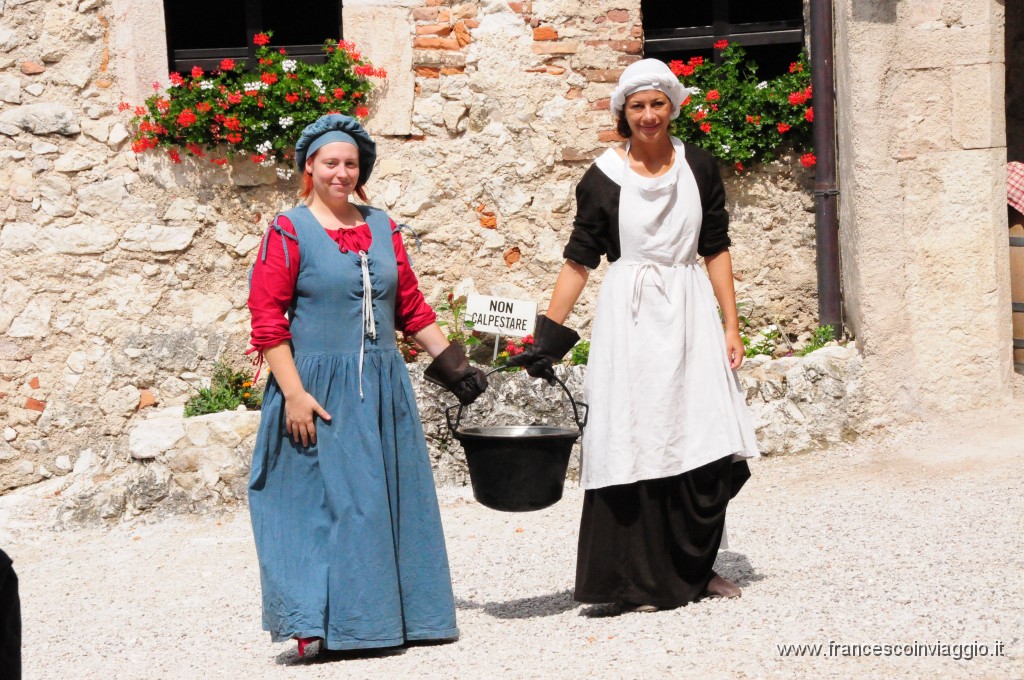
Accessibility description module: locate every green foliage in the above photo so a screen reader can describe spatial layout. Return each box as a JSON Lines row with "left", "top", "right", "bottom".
{"left": 743, "top": 324, "right": 781, "bottom": 358}
{"left": 669, "top": 42, "right": 815, "bottom": 169}
{"left": 184, "top": 361, "right": 262, "bottom": 417}
{"left": 798, "top": 325, "right": 836, "bottom": 356}
{"left": 436, "top": 292, "right": 481, "bottom": 348}
{"left": 569, "top": 339, "right": 590, "bottom": 366}
{"left": 123, "top": 30, "right": 383, "bottom": 170}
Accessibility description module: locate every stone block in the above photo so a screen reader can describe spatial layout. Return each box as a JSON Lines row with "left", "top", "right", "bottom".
{"left": 119, "top": 224, "right": 198, "bottom": 253}
{"left": 0, "top": 102, "right": 79, "bottom": 135}
{"left": 0, "top": 74, "right": 21, "bottom": 104}
{"left": 77, "top": 176, "right": 127, "bottom": 215}
{"left": 344, "top": 4, "right": 416, "bottom": 136}
{"left": 128, "top": 406, "right": 185, "bottom": 460}
{"left": 37, "top": 223, "right": 118, "bottom": 254}
{"left": 37, "top": 176, "right": 77, "bottom": 217}
{"left": 54, "top": 152, "right": 100, "bottom": 172}
{"left": 951, "top": 62, "right": 1006, "bottom": 150}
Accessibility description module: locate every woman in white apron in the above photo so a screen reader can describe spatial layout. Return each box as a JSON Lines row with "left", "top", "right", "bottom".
{"left": 511, "top": 59, "right": 759, "bottom": 611}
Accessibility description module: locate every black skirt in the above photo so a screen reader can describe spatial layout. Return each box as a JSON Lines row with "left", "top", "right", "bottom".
{"left": 574, "top": 456, "right": 750, "bottom": 609}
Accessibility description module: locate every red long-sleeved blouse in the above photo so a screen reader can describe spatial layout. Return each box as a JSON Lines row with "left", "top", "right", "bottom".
{"left": 247, "top": 215, "right": 436, "bottom": 353}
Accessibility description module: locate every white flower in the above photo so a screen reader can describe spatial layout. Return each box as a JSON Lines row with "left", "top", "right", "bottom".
{"left": 276, "top": 167, "right": 294, "bottom": 180}
{"left": 282, "top": 59, "right": 297, "bottom": 73}
{"left": 199, "top": 80, "right": 214, "bottom": 91}
{"left": 256, "top": 140, "right": 273, "bottom": 154}
{"left": 279, "top": 116, "right": 294, "bottom": 128}
{"left": 312, "top": 78, "right": 325, "bottom": 94}
{"left": 721, "top": 144, "right": 731, "bottom": 153}
{"left": 757, "top": 81, "right": 768, "bottom": 90}
{"left": 243, "top": 81, "right": 266, "bottom": 92}
{"left": 261, "top": 157, "right": 276, "bottom": 167}
{"left": 690, "top": 87, "right": 701, "bottom": 95}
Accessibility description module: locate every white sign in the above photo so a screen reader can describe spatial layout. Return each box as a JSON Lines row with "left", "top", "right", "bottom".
{"left": 465, "top": 294, "right": 537, "bottom": 337}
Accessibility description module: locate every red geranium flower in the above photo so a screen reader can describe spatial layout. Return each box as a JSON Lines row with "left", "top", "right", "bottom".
{"left": 333, "top": 88, "right": 345, "bottom": 99}
{"left": 196, "top": 101, "right": 212, "bottom": 113}
{"left": 355, "top": 106, "right": 370, "bottom": 118}
{"left": 191, "top": 65, "right": 204, "bottom": 78}
{"left": 117, "top": 102, "right": 131, "bottom": 112}
{"left": 700, "top": 122, "right": 712, "bottom": 133}
{"left": 706, "top": 90, "right": 720, "bottom": 102}
{"left": 285, "top": 92, "right": 299, "bottom": 104}
{"left": 688, "top": 56, "right": 703, "bottom": 67}
{"left": 220, "top": 58, "right": 235, "bottom": 71}
{"left": 227, "top": 92, "right": 243, "bottom": 105}
{"left": 692, "top": 110, "right": 707, "bottom": 122}
{"left": 681, "top": 95, "right": 691, "bottom": 107}
{"left": 226, "top": 132, "right": 243, "bottom": 144}
{"left": 745, "top": 114, "right": 761, "bottom": 125}
{"left": 261, "top": 72, "right": 278, "bottom": 85}
{"left": 253, "top": 33, "right": 270, "bottom": 46}
{"left": 224, "top": 116, "right": 242, "bottom": 131}
{"left": 789, "top": 62, "right": 803, "bottom": 73}
{"left": 735, "top": 162, "right": 744, "bottom": 172}
{"left": 788, "top": 91, "right": 808, "bottom": 106}
{"left": 714, "top": 40, "right": 729, "bottom": 49}
{"left": 318, "top": 95, "right": 329, "bottom": 103}
{"left": 134, "top": 106, "right": 146, "bottom": 117}
{"left": 777, "top": 122, "right": 791, "bottom": 133}
{"left": 169, "top": 72, "right": 184, "bottom": 87}
{"left": 211, "top": 158, "right": 228, "bottom": 166}
{"left": 668, "top": 60, "right": 686, "bottom": 76}
{"left": 168, "top": 149, "right": 181, "bottom": 164}
{"left": 251, "top": 154, "right": 267, "bottom": 164}
{"left": 805, "top": 106, "right": 814, "bottom": 122}
{"left": 800, "top": 153, "right": 817, "bottom": 167}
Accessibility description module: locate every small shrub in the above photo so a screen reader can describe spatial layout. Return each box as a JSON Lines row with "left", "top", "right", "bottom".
{"left": 569, "top": 339, "right": 590, "bottom": 366}
{"left": 798, "top": 325, "right": 836, "bottom": 356}
{"left": 184, "top": 361, "right": 263, "bottom": 417}
{"left": 436, "top": 291, "right": 481, "bottom": 348}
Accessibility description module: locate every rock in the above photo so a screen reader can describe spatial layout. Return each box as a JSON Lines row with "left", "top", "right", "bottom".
{"left": 52, "top": 151, "right": 98, "bottom": 173}
{"left": 442, "top": 101, "right": 468, "bottom": 133}
{"left": 128, "top": 406, "right": 186, "bottom": 460}
{"left": 24, "top": 83, "right": 44, "bottom": 97}
{"left": 213, "top": 222, "right": 242, "bottom": 248}
{"left": 77, "top": 176, "right": 127, "bottom": 215}
{"left": 3, "top": 427, "right": 15, "bottom": 442}
{"left": 0, "top": 74, "right": 21, "bottom": 104}
{"left": 55, "top": 455, "right": 72, "bottom": 471}
{"left": 38, "top": 223, "right": 118, "bottom": 254}
{"left": 127, "top": 464, "right": 172, "bottom": 512}
{"left": 8, "top": 166, "right": 33, "bottom": 201}
{"left": 162, "top": 198, "right": 195, "bottom": 222}
{"left": 119, "top": 224, "right": 198, "bottom": 253}
{"left": 397, "top": 176, "right": 438, "bottom": 216}
{"left": 233, "top": 234, "right": 261, "bottom": 257}
{"left": 31, "top": 141, "right": 58, "bottom": 154}
{"left": 0, "top": 103, "right": 79, "bottom": 135}
{"left": 20, "top": 61, "right": 44, "bottom": 75}
{"left": 37, "top": 174, "right": 76, "bottom": 216}
{"left": 107, "top": 122, "right": 129, "bottom": 149}
{"left": 66, "top": 351, "right": 87, "bottom": 373}
{"left": 189, "top": 293, "right": 232, "bottom": 325}
{"left": 8, "top": 298, "right": 53, "bottom": 338}
{"left": 99, "top": 385, "right": 141, "bottom": 417}
{"left": 80, "top": 118, "right": 110, "bottom": 143}
{"left": 183, "top": 410, "right": 261, "bottom": 448}
{"left": 0, "top": 27, "right": 19, "bottom": 53}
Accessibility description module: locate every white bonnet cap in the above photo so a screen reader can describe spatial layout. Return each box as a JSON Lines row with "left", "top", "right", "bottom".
{"left": 610, "top": 58, "right": 692, "bottom": 121}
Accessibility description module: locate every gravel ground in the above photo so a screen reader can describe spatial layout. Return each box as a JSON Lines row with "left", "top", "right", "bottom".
{"left": 3, "top": 401, "right": 1024, "bottom": 680}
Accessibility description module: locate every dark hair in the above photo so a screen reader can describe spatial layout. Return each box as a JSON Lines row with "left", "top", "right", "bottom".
{"left": 616, "top": 113, "right": 633, "bottom": 139}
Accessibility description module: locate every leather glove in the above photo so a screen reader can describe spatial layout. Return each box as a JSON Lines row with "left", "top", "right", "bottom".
{"left": 506, "top": 315, "right": 580, "bottom": 383}
{"left": 424, "top": 342, "right": 488, "bottom": 405}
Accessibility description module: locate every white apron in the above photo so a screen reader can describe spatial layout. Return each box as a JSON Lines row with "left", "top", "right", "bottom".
{"left": 579, "top": 139, "right": 759, "bottom": 490}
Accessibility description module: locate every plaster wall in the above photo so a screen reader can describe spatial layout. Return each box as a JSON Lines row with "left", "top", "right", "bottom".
{"left": 834, "top": 0, "right": 1012, "bottom": 419}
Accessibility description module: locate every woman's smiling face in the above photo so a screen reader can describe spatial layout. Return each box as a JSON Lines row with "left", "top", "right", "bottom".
{"left": 306, "top": 141, "right": 360, "bottom": 203}
{"left": 624, "top": 89, "right": 673, "bottom": 142}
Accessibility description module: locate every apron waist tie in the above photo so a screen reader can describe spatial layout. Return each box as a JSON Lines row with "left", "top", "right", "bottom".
{"left": 358, "top": 250, "right": 377, "bottom": 400}
{"left": 612, "top": 260, "right": 699, "bottom": 323}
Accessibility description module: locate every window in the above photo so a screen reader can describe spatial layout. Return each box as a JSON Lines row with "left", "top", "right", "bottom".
{"left": 642, "top": 0, "right": 804, "bottom": 78}
{"left": 163, "top": 0, "right": 343, "bottom": 73}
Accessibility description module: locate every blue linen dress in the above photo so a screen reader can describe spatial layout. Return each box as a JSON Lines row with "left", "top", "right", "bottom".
{"left": 248, "top": 204, "right": 458, "bottom": 650}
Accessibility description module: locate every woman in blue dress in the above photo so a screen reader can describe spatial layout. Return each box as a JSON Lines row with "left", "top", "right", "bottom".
{"left": 246, "top": 115, "right": 487, "bottom": 657}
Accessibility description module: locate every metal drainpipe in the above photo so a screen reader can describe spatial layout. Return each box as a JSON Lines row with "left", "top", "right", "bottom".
{"left": 809, "top": 0, "right": 843, "bottom": 338}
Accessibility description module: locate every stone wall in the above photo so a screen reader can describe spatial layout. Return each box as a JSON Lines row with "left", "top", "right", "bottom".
{"left": 1008, "top": 0, "right": 1024, "bottom": 161}
{"left": 54, "top": 345, "right": 862, "bottom": 525}
{"left": 0, "top": 0, "right": 818, "bottom": 496}
{"left": 834, "top": 0, "right": 1013, "bottom": 421}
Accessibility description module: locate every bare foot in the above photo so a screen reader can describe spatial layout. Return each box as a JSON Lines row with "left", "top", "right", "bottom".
{"left": 705, "top": 572, "right": 742, "bottom": 599}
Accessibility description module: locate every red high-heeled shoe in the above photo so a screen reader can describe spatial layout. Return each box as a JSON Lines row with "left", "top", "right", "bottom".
{"left": 296, "top": 637, "right": 321, "bottom": 658}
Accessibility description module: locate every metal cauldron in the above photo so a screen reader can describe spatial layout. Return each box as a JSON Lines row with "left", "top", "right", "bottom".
{"left": 445, "top": 366, "right": 588, "bottom": 512}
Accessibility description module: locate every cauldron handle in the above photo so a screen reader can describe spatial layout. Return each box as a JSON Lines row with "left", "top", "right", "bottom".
{"left": 443, "top": 365, "right": 588, "bottom": 437}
